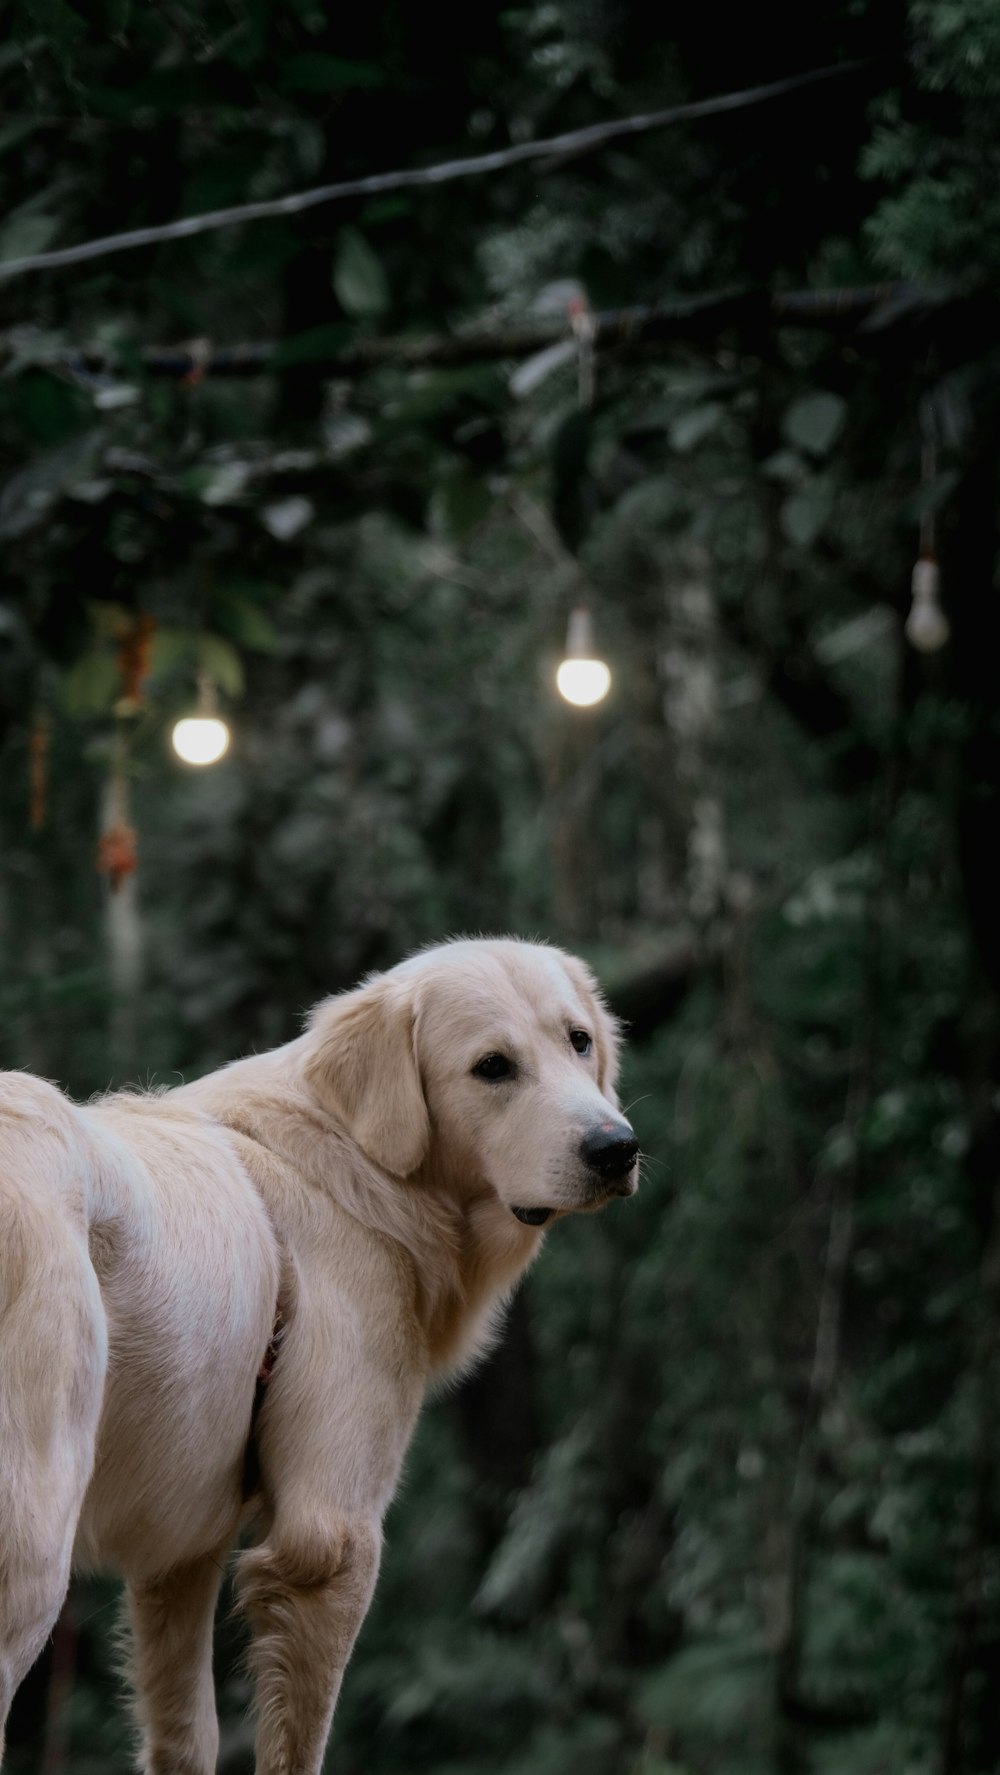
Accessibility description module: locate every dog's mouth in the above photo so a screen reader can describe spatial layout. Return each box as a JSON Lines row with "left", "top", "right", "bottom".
{"left": 511, "top": 1169, "right": 639, "bottom": 1226}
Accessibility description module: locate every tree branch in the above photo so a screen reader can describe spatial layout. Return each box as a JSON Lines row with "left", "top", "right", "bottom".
{"left": 0, "top": 283, "right": 915, "bottom": 383}
{"left": 0, "top": 61, "right": 868, "bottom": 282}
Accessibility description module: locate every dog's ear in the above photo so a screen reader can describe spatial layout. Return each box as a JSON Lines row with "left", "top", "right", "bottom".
{"left": 303, "top": 977, "right": 429, "bottom": 1177}
{"left": 560, "top": 953, "right": 623, "bottom": 1105}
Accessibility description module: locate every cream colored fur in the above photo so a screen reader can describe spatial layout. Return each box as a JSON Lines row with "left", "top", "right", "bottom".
{"left": 0, "top": 938, "right": 635, "bottom": 1775}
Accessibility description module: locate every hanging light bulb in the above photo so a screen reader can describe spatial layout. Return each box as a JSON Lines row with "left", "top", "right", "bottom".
{"left": 905, "top": 555, "right": 950, "bottom": 654}
{"left": 556, "top": 605, "right": 611, "bottom": 706}
{"left": 171, "top": 672, "right": 230, "bottom": 766}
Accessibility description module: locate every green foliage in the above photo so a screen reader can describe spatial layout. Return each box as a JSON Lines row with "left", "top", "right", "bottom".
{"left": 637, "top": 1638, "right": 773, "bottom": 1753}
{"left": 864, "top": 3, "right": 1000, "bottom": 276}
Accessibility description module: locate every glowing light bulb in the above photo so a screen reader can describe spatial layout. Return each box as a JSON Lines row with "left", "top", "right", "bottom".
{"left": 171, "top": 715, "right": 230, "bottom": 766}
{"left": 170, "top": 674, "right": 230, "bottom": 766}
{"left": 905, "top": 556, "right": 950, "bottom": 653}
{"left": 556, "top": 606, "right": 611, "bottom": 706}
{"left": 556, "top": 658, "right": 612, "bottom": 705}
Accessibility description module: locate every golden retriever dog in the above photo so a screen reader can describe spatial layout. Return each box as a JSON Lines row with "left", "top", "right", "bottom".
{"left": 0, "top": 937, "right": 638, "bottom": 1774}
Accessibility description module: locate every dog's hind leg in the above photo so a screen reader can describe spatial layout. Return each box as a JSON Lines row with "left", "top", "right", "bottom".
{"left": 0, "top": 1167, "right": 106, "bottom": 1762}
{"left": 125, "top": 1550, "right": 227, "bottom": 1775}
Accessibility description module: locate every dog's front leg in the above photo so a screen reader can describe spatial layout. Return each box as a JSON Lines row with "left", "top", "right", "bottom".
{"left": 126, "top": 1550, "right": 228, "bottom": 1775}
{"left": 236, "top": 1515, "right": 380, "bottom": 1775}
{"left": 233, "top": 1225, "right": 424, "bottom": 1773}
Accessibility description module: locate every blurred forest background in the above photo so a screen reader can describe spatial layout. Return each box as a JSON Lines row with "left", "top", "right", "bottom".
{"left": 2, "top": 2, "right": 1000, "bottom": 1772}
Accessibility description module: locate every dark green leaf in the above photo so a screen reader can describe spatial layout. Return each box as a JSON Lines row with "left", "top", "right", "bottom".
{"left": 213, "top": 591, "right": 278, "bottom": 651}
{"left": 780, "top": 481, "right": 834, "bottom": 547}
{"left": 332, "top": 228, "right": 391, "bottom": 320}
{"left": 434, "top": 470, "right": 492, "bottom": 541}
{"left": 783, "top": 391, "right": 847, "bottom": 457}
{"left": 197, "top": 633, "right": 245, "bottom": 697}
{"left": 669, "top": 402, "right": 725, "bottom": 453}
{"left": 279, "top": 54, "right": 385, "bottom": 92}
{"left": 0, "top": 212, "right": 61, "bottom": 262}
{"left": 59, "top": 650, "right": 120, "bottom": 716}
{"left": 267, "top": 323, "right": 354, "bottom": 371}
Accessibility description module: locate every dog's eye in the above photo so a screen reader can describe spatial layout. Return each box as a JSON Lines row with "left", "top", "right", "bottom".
{"left": 473, "top": 1053, "right": 515, "bottom": 1082}
{"left": 569, "top": 1029, "right": 592, "bottom": 1056}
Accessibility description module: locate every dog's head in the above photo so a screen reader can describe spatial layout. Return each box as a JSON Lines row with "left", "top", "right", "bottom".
{"left": 303, "top": 938, "right": 638, "bottom": 1224}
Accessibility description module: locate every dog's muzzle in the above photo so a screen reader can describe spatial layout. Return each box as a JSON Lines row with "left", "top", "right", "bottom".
{"left": 511, "top": 1119, "right": 639, "bottom": 1224}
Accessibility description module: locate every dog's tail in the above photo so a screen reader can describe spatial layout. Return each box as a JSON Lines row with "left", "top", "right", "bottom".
{"left": 0, "top": 1073, "right": 108, "bottom": 1759}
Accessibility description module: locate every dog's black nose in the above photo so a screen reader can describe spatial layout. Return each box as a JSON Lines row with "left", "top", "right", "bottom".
{"left": 580, "top": 1123, "right": 639, "bottom": 1181}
